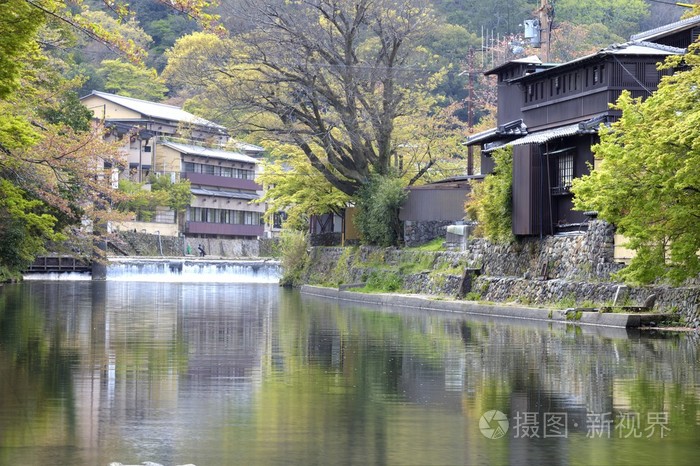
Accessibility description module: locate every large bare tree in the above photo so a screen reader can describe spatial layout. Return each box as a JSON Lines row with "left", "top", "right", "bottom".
{"left": 166, "top": 0, "right": 454, "bottom": 196}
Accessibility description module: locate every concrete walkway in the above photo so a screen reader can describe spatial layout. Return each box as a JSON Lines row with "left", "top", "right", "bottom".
{"left": 300, "top": 285, "right": 664, "bottom": 329}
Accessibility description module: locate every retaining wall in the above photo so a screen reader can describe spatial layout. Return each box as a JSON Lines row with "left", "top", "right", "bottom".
{"left": 112, "top": 231, "right": 277, "bottom": 258}
{"left": 304, "top": 221, "right": 700, "bottom": 328}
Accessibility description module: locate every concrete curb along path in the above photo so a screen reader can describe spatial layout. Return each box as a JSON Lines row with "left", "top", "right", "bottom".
{"left": 300, "top": 285, "right": 663, "bottom": 329}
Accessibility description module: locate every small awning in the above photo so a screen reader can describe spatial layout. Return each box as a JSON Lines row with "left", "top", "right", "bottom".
{"left": 510, "top": 123, "right": 582, "bottom": 146}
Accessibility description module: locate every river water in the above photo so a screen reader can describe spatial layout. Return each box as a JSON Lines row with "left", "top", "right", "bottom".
{"left": 0, "top": 280, "right": 698, "bottom": 465}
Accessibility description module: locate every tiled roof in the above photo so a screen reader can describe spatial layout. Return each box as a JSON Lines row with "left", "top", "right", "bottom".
{"left": 509, "top": 123, "right": 582, "bottom": 146}
{"left": 630, "top": 15, "right": 700, "bottom": 42}
{"left": 465, "top": 127, "right": 498, "bottom": 145}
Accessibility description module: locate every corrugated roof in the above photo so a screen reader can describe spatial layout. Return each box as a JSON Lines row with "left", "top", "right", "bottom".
{"left": 160, "top": 141, "right": 259, "bottom": 164}
{"left": 84, "top": 91, "right": 227, "bottom": 131}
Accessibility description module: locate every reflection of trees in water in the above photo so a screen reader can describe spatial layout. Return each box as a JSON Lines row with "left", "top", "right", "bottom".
{"left": 287, "top": 295, "right": 699, "bottom": 431}
{"left": 0, "top": 283, "right": 79, "bottom": 448}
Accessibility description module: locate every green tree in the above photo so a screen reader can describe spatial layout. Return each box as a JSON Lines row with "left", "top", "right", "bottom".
{"left": 354, "top": 175, "right": 407, "bottom": 247}
{"left": 435, "top": 0, "right": 534, "bottom": 36}
{"left": 38, "top": 91, "right": 94, "bottom": 133}
{"left": 571, "top": 39, "right": 700, "bottom": 285}
{"left": 555, "top": 0, "right": 649, "bottom": 39}
{"left": 117, "top": 180, "right": 170, "bottom": 222}
{"left": 69, "top": 9, "right": 155, "bottom": 95}
{"left": 151, "top": 175, "right": 193, "bottom": 227}
{"left": 0, "top": 0, "right": 43, "bottom": 98}
{"left": 256, "top": 143, "right": 350, "bottom": 231}
{"left": 98, "top": 59, "right": 169, "bottom": 101}
{"left": 465, "top": 146, "right": 513, "bottom": 244}
{"left": 278, "top": 229, "right": 309, "bottom": 287}
{"left": 0, "top": 180, "right": 64, "bottom": 279}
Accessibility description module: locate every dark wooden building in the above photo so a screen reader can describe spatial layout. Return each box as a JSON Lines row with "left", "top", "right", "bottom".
{"left": 467, "top": 15, "right": 700, "bottom": 236}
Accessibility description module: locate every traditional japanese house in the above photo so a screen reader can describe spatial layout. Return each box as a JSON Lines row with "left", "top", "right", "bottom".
{"left": 467, "top": 15, "right": 700, "bottom": 236}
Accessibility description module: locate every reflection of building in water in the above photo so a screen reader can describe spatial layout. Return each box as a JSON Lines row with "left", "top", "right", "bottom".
{"left": 70, "top": 283, "right": 276, "bottom": 460}
{"left": 179, "top": 287, "right": 270, "bottom": 387}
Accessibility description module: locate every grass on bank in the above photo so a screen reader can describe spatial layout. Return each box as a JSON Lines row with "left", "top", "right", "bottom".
{"left": 408, "top": 238, "right": 445, "bottom": 251}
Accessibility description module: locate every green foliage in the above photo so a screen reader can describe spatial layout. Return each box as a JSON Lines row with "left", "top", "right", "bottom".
{"left": 255, "top": 143, "right": 350, "bottom": 231}
{"left": 363, "top": 271, "right": 403, "bottom": 293}
{"left": 98, "top": 59, "right": 168, "bottom": 101}
{"left": 117, "top": 179, "right": 169, "bottom": 222}
{"left": 398, "top": 252, "right": 436, "bottom": 275}
{"left": 572, "top": 42, "right": 700, "bottom": 285}
{"left": 151, "top": 175, "right": 193, "bottom": 212}
{"left": 330, "top": 246, "right": 356, "bottom": 286}
{"left": 465, "top": 146, "right": 514, "bottom": 244}
{"left": 557, "top": 294, "right": 577, "bottom": 309}
{"left": 0, "top": 0, "right": 43, "bottom": 98}
{"left": 409, "top": 238, "right": 445, "bottom": 251}
{"left": 278, "top": 230, "right": 310, "bottom": 287}
{"left": 39, "top": 91, "right": 93, "bottom": 133}
{"left": 464, "top": 291, "right": 481, "bottom": 301}
{"left": 0, "top": 180, "right": 64, "bottom": 272}
{"left": 435, "top": 0, "right": 533, "bottom": 36}
{"left": 354, "top": 175, "right": 408, "bottom": 247}
{"left": 556, "top": 0, "right": 649, "bottom": 39}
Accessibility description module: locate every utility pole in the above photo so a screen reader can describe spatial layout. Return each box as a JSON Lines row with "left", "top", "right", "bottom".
{"left": 536, "top": 0, "right": 554, "bottom": 62}
{"left": 465, "top": 48, "right": 478, "bottom": 176}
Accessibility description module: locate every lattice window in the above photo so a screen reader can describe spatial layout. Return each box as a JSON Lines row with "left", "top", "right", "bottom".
{"left": 558, "top": 154, "right": 574, "bottom": 191}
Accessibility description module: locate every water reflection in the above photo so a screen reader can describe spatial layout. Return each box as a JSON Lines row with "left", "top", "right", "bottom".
{"left": 0, "top": 282, "right": 697, "bottom": 465}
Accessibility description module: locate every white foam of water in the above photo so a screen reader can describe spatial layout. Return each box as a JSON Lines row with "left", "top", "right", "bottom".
{"left": 23, "top": 272, "right": 92, "bottom": 281}
{"left": 106, "top": 261, "right": 281, "bottom": 283}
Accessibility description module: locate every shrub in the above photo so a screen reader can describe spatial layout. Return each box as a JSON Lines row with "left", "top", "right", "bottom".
{"left": 278, "top": 230, "right": 309, "bottom": 287}
{"left": 364, "top": 270, "right": 402, "bottom": 292}
{"left": 465, "top": 146, "right": 514, "bottom": 244}
{"left": 354, "top": 175, "right": 407, "bottom": 247}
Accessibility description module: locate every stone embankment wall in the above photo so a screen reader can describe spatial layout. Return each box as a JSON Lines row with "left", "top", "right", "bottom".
{"left": 304, "top": 221, "right": 700, "bottom": 328}
{"left": 112, "top": 231, "right": 278, "bottom": 258}
{"left": 403, "top": 220, "right": 454, "bottom": 247}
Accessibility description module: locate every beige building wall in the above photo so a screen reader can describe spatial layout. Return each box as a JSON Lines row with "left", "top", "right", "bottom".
{"left": 81, "top": 95, "right": 141, "bottom": 120}
{"left": 155, "top": 145, "right": 184, "bottom": 174}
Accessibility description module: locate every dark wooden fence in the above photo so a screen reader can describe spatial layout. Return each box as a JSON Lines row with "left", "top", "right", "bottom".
{"left": 25, "top": 256, "right": 91, "bottom": 274}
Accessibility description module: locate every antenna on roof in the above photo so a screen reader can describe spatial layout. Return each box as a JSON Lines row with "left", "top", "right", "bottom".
{"left": 526, "top": 0, "right": 554, "bottom": 61}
